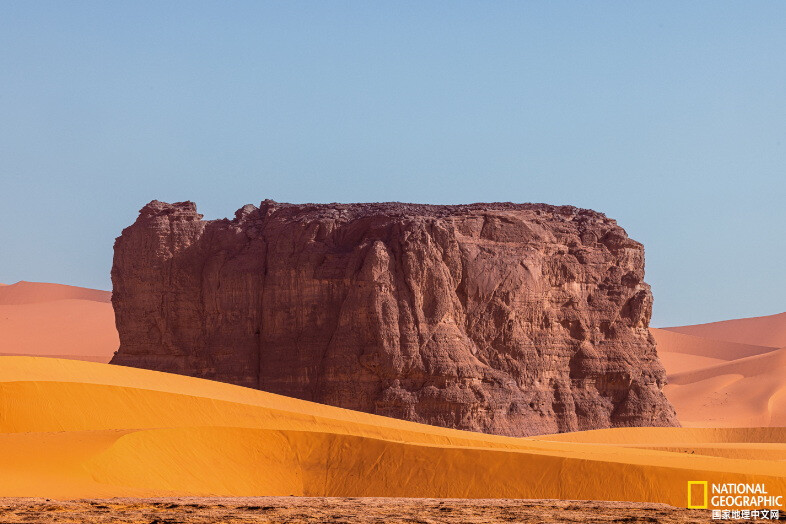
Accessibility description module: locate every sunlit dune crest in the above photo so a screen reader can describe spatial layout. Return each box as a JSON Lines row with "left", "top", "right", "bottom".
{"left": 0, "top": 356, "right": 783, "bottom": 504}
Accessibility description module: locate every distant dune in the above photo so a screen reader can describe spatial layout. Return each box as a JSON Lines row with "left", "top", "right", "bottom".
{"left": 0, "top": 281, "right": 111, "bottom": 305}
{"left": 0, "top": 356, "right": 783, "bottom": 504}
{"left": 653, "top": 312, "right": 786, "bottom": 428}
{"left": 651, "top": 327, "right": 778, "bottom": 373}
{"left": 0, "top": 281, "right": 117, "bottom": 363}
{"left": 662, "top": 311, "right": 786, "bottom": 348}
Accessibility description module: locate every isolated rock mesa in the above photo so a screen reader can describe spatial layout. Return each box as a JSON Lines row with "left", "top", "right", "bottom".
{"left": 110, "top": 199, "right": 678, "bottom": 436}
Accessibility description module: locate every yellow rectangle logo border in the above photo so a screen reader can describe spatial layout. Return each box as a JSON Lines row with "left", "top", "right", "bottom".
{"left": 688, "top": 481, "right": 708, "bottom": 509}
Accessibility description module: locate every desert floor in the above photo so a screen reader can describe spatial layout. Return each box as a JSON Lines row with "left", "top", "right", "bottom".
{"left": 0, "top": 497, "right": 712, "bottom": 523}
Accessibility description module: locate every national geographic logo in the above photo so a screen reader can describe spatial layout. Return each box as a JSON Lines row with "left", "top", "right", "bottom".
{"left": 688, "top": 481, "right": 783, "bottom": 520}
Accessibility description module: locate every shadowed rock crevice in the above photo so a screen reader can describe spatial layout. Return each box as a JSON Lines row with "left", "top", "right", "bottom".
{"left": 110, "top": 199, "right": 678, "bottom": 436}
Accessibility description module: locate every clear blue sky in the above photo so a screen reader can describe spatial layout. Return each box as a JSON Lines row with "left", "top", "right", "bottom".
{"left": 1, "top": 1, "right": 784, "bottom": 326}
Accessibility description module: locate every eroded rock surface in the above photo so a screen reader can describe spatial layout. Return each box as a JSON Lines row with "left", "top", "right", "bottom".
{"left": 110, "top": 200, "right": 678, "bottom": 436}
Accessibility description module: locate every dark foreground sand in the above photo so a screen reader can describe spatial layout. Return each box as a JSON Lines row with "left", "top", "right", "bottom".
{"left": 0, "top": 497, "right": 718, "bottom": 523}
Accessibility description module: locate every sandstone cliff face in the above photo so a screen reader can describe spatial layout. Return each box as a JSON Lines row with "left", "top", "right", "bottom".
{"left": 110, "top": 200, "right": 678, "bottom": 436}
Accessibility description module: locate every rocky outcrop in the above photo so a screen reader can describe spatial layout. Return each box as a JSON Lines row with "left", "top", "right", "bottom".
{"left": 110, "top": 200, "right": 678, "bottom": 436}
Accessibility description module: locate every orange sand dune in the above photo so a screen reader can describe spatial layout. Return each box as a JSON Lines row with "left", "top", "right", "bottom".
{"left": 0, "top": 281, "right": 117, "bottom": 362}
{"left": 0, "top": 281, "right": 111, "bottom": 305}
{"left": 663, "top": 311, "right": 786, "bottom": 348}
{"left": 653, "top": 318, "right": 786, "bottom": 428}
{"left": 664, "top": 348, "right": 786, "bottom": 427}
{"left": 651, "top": 327, "right": 777, "bottom": 361}
{"left": 0, "top": 356, "right": 783, "bottom": 508}
{"left": 651, "top": 327, "right": 777, "bottom": 374}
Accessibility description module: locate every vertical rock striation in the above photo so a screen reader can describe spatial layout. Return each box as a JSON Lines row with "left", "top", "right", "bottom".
{"left": 110, "top": 200, "right": 678, "bottom": 436}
